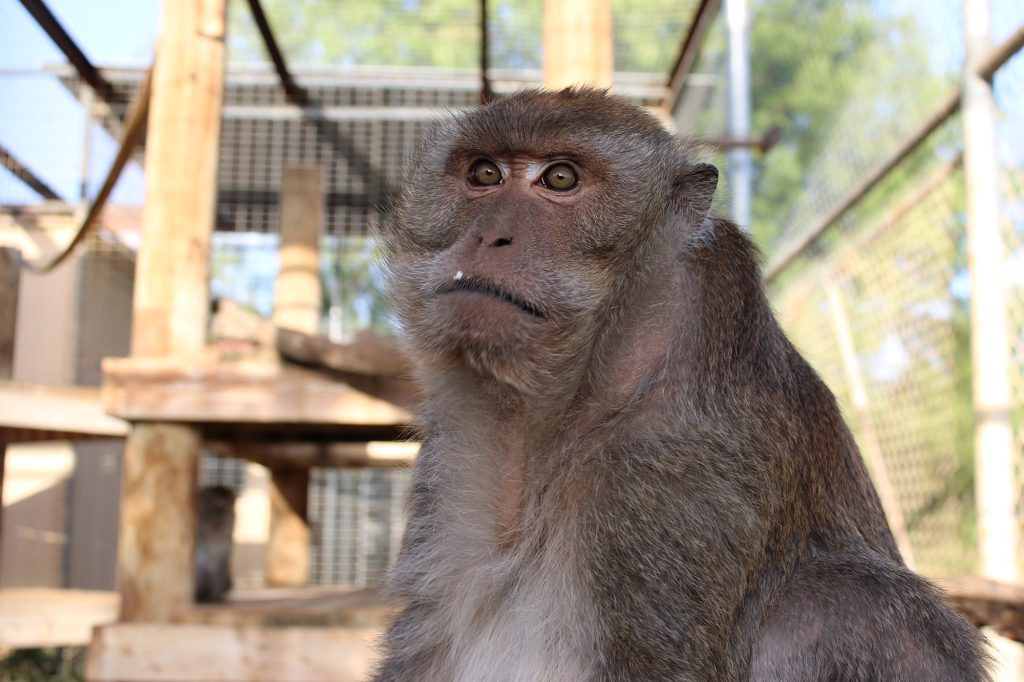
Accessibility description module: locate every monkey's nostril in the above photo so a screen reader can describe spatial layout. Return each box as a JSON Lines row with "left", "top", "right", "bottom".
{"left": 491, "top": 237, "right": 513, "bottom": 247}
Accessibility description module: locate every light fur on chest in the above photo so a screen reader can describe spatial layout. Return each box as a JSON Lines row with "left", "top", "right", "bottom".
{"left": 400, "top": 431, "right": 598, "bottom": 681}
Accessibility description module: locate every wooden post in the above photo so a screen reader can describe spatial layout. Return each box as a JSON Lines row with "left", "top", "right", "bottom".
{"left": 266, "top": 468, "right": 310, "bottom": 586}
{"left": 542, "top": 0, "right": 613, "bottom": 90}
{"left": 265, "top": 166, "right": 323, "bottom": 587}
{"left": 0, "top": 247, "right": 20, "bottom": 584}
{"left": 117, "top": 0, "right": 226, "bottom": 622}
{"left": 963, "top": 2, "right": 1021, "bottom": 677}
{"left": 273, "top": 167, "right": 323, "bottom": 335}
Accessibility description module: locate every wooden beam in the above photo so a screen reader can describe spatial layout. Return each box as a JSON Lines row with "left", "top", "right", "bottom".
{"left": 27, "top": 66, "right": 152, "bottom": 273}
{"left": 102, "top": 358, "right": 412, "bottom": 427}
{"left": 118, "top": 0, "right": 227, "bottom": 625}
{"left": 16, "top": 0, "right": 119, "bottom": 108}
{"left": 86, "top": 623, "right": 380, "bottom": 682}
{"left": 0, "top": 144, "right": 62, "bottom": 201}
{"left": 131, "top": 2, "right": 224, "bottom": 358}
{"left": 542, "top": 0, "right": 613, "bottom": 89}
{"left": 273, "top": 166, "right": 323, "bottom": 335}
{"left": 207, "top": 440, "right": 418, "bottom": 469}
{"left": 940, "top": 576, "right": 1024, "bottom": 643}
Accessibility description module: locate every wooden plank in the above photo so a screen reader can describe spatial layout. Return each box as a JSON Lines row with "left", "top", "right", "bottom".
{"left": 117, "top": 424, "right": 199, "bottom": 622}
{"left": 274, "top": 166, "right": 323, "bottom": 335}
{"left": 102, "top": 358, "right": 411, "bottom": 427}
{"left": 542, "top": 0, "right": 613, "bottom": 89}
{"left": 0, "top": 382, "right": 128, "bottom": 438}
{"left": 265, "top": 468, "right": 310, "bottom": 587}
{"left": 0, "top": 588, "right": 119, "bottom": 648}
{"left": 86, "top": 623, "right": 380, "bottom": 682}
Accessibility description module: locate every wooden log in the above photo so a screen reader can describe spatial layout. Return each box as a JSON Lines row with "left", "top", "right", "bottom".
{"left": 274, "top": 166, "right": 323, "bottom": 335}
{"left": 116, "top": 0, "right": 226, "bottom": 624}
{"left": 265, "top": 468, "right": 310, "bottom": 587}
{"left": 130, "top": 0, "right": 225, "bottom": 358}
{"left": 264, "top": 167, "right": 323, "bottom": 588}
{"left": 542, "top": 0, "right": 613, "bottom": 89}
{"left": 86, "top": 623, "right": 380, "bottom": 682}
{"left": 117, "top": 423, "right": 200, "bottom": 621}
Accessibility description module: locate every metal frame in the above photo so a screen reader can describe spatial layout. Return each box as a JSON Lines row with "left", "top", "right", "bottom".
{"left": 16, "top": 0, "right": 119, "bottom": 110}
{"left": 664, "top": 0, "right": 722, "bottom": 115}
{"left": 0, "top": 143, "right": 62, "bottom": 201}
{"left": 245, "top": 0, "right": 308, "bottom": 105}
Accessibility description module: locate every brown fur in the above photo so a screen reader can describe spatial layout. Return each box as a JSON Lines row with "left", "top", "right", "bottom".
{"left": 374, "top": 88, "right": 989, "bottom": 681}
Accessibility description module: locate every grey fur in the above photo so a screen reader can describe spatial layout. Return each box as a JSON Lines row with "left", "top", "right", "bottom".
{"left": 195, "top": 484, "right": 235, "bottom": 604}
{"left": 374, "top": 88, "right": 989, "bottom": 681}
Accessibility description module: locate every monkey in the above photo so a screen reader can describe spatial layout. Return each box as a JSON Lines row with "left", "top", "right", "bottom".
{"left": 373, "top": 88, "right": 989, "bottom": 681}
{"left": 195, "top": 484, "right": 236, "bottom": 604}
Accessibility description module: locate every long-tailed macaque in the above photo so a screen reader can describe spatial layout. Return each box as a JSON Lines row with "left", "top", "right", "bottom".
{"left": 374, "top": 88, "right": 988, "bottom": 681}
{"left": 195, "top": 484, "right": 235, "bottom": 604}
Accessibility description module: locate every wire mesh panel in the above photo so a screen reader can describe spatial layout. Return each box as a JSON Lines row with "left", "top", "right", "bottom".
{"left": 309, "top": 467, "right": 411, "bottom": 587}
{"left": 772, "top": 163, "right": 974, "bottom": 577}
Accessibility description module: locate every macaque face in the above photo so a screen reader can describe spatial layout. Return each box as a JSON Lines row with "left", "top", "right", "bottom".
{"left": 383, "top": 90, "right": 682, "bottom": 392}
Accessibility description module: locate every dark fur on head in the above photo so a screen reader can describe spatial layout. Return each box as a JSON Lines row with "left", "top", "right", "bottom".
{"left": 375, "top": 88, "right": 989, "bottom": 681}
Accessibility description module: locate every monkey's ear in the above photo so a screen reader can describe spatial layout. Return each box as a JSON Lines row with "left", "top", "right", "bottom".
{"left": 674, "top": 162, "right": 718, "bottom": 218}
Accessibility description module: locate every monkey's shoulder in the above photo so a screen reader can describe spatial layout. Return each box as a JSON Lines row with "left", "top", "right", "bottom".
{"left": 751, "top": 551, "right": 990, "bottom": 681}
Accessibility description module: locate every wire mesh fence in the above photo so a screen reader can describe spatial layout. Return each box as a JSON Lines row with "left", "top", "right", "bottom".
{"left": 761, "top": 0, "right": 1024, "bottom": 580}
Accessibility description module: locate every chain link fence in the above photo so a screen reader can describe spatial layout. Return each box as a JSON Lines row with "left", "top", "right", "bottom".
{"left": 748, "top": 0, "right": 1024, "bottom": 582}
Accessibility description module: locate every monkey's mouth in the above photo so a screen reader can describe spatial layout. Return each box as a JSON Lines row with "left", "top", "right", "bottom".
{"left": 439, "top": 278, "right": 545, "bottom": 319}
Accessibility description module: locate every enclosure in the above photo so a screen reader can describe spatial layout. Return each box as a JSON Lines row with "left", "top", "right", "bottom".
{"left": 0, "top": 0, "right": 1023, "bottom": 680}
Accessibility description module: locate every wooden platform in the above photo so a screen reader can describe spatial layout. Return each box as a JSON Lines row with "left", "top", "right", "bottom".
{"left": 102, "top": 357, "right": 413, "bottom": 443}
{"left": 87, "top": 623, "right": 381, "bottom": 682}
{"left": 86, "top": 587, "right": 390, "bottom": 682}
{"left": 0, "top": 588, "right": 119, "bottom": 647}
{"left": 0, "top": 381, "right": 129, "bottom": 443}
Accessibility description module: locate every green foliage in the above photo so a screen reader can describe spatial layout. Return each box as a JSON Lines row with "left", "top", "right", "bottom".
{"left": 746, "top": 0, "right": 952, "bottom": 248}
{"left": 0, "top": 648, "right": 85, "bottom": 682}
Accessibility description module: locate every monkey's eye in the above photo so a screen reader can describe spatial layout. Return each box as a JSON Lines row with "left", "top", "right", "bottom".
{"left": 468, "top": 159, "right": 503, "bottom": 186}
{"left": 541, "top": 163, "right": 578, "bottom": 191}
